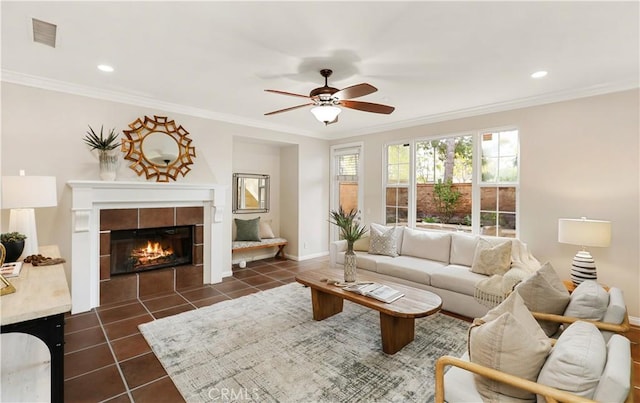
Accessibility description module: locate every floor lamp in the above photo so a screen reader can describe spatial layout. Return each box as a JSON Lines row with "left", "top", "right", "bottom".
{"left": 2, "top": 172, "right": 58, "bottom": 259}
{"left": 558, "top": 217, "right": 611, "bottom": 286}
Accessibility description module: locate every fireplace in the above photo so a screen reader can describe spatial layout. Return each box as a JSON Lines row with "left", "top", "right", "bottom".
{"left": 110, "top": 225, "right": 194, "bottom": 275}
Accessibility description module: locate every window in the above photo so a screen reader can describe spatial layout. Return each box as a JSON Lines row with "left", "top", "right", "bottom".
{"left": 385, "top": 143, "right": 410, "bottom": 225}
{"left": 478, "top": 130, "right": 519, "bottom": 237}
{"left": 331, "top": 143, "right": 363, "bottom": 239}
{"left": 383, "top": 129, "right": 519, "bottom": 237}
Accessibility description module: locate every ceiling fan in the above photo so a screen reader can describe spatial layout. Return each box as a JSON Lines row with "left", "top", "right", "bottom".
{"left": 264, "top": 69, "right": 395, "bottom": 125}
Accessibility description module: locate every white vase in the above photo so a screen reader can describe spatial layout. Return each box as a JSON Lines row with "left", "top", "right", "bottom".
{"left": 344, "top": 242, "right": 357, "bottom": 282}
{"left": 99, "top": 150, "right": 118, "bottom": 181}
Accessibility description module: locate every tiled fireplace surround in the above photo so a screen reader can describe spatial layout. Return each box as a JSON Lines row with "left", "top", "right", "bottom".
{"left": 99, "top": 207, "right": 205, "bottom": 306}
{"left": 69, "top": 181, "right": 229, "bottom": 314}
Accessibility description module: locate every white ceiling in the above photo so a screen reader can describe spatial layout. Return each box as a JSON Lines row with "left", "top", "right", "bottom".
{"left": 2, "top": 1, "right": 638, "bottom": 140}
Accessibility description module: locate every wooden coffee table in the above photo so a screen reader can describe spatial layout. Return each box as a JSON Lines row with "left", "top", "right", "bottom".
{"left": 295, "top": 267, "right": 442, "bottom": 354}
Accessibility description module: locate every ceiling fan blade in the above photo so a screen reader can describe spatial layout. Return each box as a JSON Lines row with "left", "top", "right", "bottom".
{"left": 264, "top": 102, "right": 314, "bottom": 116}
{"left": 340, "top": 100, "right": 395, "bottom": 114}
{"left": 333, "top": 83, "right": 377, "bottom": 100}
{"left": 264, "top": 89, "right": 311, "bottom": 99}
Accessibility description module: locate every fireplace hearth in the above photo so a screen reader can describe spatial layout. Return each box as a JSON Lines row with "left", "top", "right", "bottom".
{"left": 110, "top": 225, "right": 193, "bottom": 275}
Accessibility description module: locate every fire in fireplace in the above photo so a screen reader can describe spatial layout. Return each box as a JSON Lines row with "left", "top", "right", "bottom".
{"left": 110, "top": 226, "right": 193, "bottom": 275}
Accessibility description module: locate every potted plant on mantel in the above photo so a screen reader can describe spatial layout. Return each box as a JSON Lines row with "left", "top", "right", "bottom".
{"left": 329, "top": 207, "right": 368, "bottom": 282}
{"left": 1, "top": 232, "right": 27, "bottom": 263}
{"left": 83, "top": 125, "right": 121, "bottom": 181}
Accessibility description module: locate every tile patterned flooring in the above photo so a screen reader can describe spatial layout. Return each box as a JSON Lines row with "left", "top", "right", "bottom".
{"left": 63, "top": 256, "right": 640, "bottom": 402}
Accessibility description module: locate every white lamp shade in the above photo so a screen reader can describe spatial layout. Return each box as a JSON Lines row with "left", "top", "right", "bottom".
{"left": 558, "top": 218, "right": 611, "bottom": 248}
{"left": 2, "top": 176, "right": 58, "bottom": 209}
{"left": 310, "top": 105, "right": 341, "bottom": 123}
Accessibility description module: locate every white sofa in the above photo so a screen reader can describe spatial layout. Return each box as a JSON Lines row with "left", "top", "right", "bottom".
{"left": 329, "top": 225, "right": 540, "bottom": 318}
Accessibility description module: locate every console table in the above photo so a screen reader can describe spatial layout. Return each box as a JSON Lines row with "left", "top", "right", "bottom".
{"left": 1, "top": 245, "right": 71, "bottom": 403}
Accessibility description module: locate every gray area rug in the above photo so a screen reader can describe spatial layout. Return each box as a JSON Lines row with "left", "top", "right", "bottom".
{"left": 139, "top": 282, "right": 469, "bottom": 402}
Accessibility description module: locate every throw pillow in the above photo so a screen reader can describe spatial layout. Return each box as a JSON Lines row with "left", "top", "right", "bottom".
{"left": 536, "top": 321, "right": 606, "bottom": 402}
{"left": 370, "top": 223, "right": 404, "bottom": 253}
{"left": 235, "top": 217, "right": 261, "bottom": 241}
{"left": 368, "top": 224, "right": 399, "bottom": 257}
{"left": 470, "top": 239, "right": 512, "bottom": 276}
{"left": 353, "top": 236, "right": 370, "bottom": 252}
{"left": 258, "top": 220, "right": 275, "bottom": 239}
{"left": 563, "top": 280, "right": 609, "bottom": 321}
{"left": 514, "top": 262, "right": 571, "bottom": 336}
{"left": 401, "top": 227, "right": 451, "bottom": 263}
{"left": 469, "top": 292, "right": 552, "bottom": 401}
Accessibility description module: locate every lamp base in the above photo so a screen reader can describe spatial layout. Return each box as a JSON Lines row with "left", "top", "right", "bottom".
{"left": 570, "top": 250, "right": 597, "bottom": 287}
{"left": 8, "top": 208, "right": 39, "bottom": 260}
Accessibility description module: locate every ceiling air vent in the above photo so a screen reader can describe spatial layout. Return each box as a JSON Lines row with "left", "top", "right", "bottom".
{"left": 32, "top": 18, "right": 57, "bottom": 48}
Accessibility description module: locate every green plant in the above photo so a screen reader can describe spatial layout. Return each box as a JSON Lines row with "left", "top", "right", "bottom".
{"left": 432, "top": 179, "right": 461, "bottom": 224}
{"left": 83, "top": 125, "right": 120, "bottom": 151}
{"left": 329, "top": 206, "right": 367, "bottom": 245}
{"left": 1, "top": 232, "right": 27, "bottom": 243}
{"left": 422, "top": 216, "right": 439, "bottom": 224}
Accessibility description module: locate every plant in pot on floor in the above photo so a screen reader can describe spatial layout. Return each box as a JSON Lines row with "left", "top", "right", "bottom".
{"left": 83, "top": 125, "right": 121, "bottom": 181}
{"left": 330, "top": 207, "right": 367, "bottom": 283}
{"left": 1, "top": 232, "right": 27, "bottom": 263}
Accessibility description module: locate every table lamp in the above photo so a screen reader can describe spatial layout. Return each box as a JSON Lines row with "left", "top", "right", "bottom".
{"left": 1, "top": 171, "right": 58, "bottom": 259}
{"left": 558, "top": 217, "right": 611, "bottom": 286}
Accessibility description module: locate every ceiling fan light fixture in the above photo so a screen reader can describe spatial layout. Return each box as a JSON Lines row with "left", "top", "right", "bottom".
{"left": 310, "top": 105, "right": 341, "bottom": 124}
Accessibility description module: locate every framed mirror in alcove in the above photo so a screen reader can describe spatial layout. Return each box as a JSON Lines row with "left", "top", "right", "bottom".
{"left": 233, "top": 173, "right": 270, "bottom": 213}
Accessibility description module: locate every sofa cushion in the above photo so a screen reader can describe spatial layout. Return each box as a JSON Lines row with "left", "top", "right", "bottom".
{"left": 449, "top": 233, "right": 479, "bottom": 267}
{"left": 369, "top": 224, "right": 399, "bottom": 257}
{"left": 400, "top": 227, "right": 451, "bottom": 263}
{"left": 603, "top": 287, "right": 627, "bottom": 325}
{"left": 335, "top": 251, "right": 388, "bottom": 273}
{"left": 443, "top": 352, "right": 485, "bottom": 403}
{"left": 564, "top": 280, "right": 609, "bottom": 321}
{"left": 471, "top": 238, "right": 512, "bottom": 276}
{"left": 592, "top": 334, "right": 631, "bottom": 402}
{"left": 376, "top": 256, "right": 444, "bottom": 285}
{"left": 430, "top": 265, "right": 487, "bottom": 296}
{"left": 514, "top": 262, "right": 571, "bottom": 336}
{"left": 536, "top": 321, "right": 606, "bottom": 401}
{"left": 469, "top": 292, "right": 552, "bottom": 401}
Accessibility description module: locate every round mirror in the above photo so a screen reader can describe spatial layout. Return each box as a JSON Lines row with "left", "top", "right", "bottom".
{"left": 142, "top": 131, "right": 180, "bottom": 166}
{"left": 122, "top": 115, "right": 196, "bottom": 182}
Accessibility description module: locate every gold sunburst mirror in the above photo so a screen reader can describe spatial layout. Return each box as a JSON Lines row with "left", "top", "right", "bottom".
{"left": 122, "top": 115, "right": 196, "bottom": 182}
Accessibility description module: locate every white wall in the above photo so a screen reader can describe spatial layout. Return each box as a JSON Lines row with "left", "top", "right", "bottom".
{"left": 330, "top": 89, "right": 640, "bottom": 318}
{"left": 1, "top": 83, "right": 330, "bottom": 286}
{"left": 231, "top": 140, "right": 281, "bottom": 262}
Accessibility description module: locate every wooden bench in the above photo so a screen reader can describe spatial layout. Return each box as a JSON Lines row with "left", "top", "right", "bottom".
{"left": 232, "top": 238, "right": 287, "bottom": 259}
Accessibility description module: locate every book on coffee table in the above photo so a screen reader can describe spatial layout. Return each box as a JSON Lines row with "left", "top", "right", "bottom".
{"left": 344, "top": 282, "right": 405, "bottom": 303}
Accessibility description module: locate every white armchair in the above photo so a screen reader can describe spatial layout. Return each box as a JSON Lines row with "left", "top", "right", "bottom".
{"left": 436, "top": 327, "right": 632, "bottom": 403}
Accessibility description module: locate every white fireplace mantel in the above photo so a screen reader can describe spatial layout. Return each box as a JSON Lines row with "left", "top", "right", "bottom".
{"left": 68, "top": 180, "right": 230, "bottom": 314}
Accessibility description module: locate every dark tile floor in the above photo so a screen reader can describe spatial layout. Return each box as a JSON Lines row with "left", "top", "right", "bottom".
{"left": 63, "top": 256, "right": 640, "bottom": 402}
{"left": 63, "top": 257, "right": 328, "bottom": 402}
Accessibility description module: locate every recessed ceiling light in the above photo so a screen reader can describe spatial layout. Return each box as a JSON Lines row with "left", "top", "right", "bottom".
{"left": 531, "top": 70, "right": 548, "bottom": 79}
{"left": 97, "top": 64, "right": 114, "bottom": 73}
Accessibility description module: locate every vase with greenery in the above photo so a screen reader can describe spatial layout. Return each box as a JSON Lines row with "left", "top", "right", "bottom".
{"left": 83, "top": 125, "right": 121, "bottom": 181}
{"left": 329, "top": 207, "right": 367, "bottom": 282}
{"left": 1, "top": 232, "right": 27, "bottom": 263}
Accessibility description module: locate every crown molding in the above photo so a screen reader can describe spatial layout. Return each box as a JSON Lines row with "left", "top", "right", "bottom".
{"left": 3, "top": 69, "right": 637, "bottom": 141}
{"left": 1, "top": 70, "right": 318, "bottom": 139}
{"left": 325, "top": 78, "right": 639, "bottom": 140}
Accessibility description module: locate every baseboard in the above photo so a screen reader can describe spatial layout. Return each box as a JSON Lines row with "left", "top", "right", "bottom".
{"left": 629, "top": 315, "right": 640, "bottom": 327}
{"left": 284, "top": 251, "right": 329, "bottom": 262}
